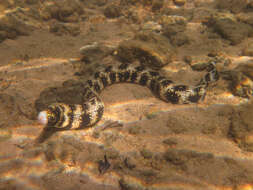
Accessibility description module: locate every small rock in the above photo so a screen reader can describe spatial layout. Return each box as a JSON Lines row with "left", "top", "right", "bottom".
{"left": 141, "top": 21, "right": 162, "bottom": 33}
{"left": 236, "top": 99, "right": 253, "bottom": 132}
{"left": 104, "top": 4, "right": 122, "bottom": 18}
{"left": 140, "top": 148, "right": 153, "bottom": 159}
{"left": 190, "top": 61, "right": 210, "bottom": 71}
{"left": 183, "top": 55, "right": 192, "bottom": 64}
{"left": 244, "top": 133, "right": 253, "bottom": 152}
{"left": 215, "top": 0, "right": 248, "bottom": 13}
{"left": 128, "top": 126, "right": 141, "bottom": 135}
{"left": 22, "top": 147, "right": 43, "bottom": 159}
{"left": 164, "top": 150, "right": 186, "bottom": 166}
{"left": 0, "top": 7, "right": 34, "bottom": 41}
{"left": 0, "top": 31, "right": 7, "bottom": 42}
{"left": 159, "top": 15, "right": 187, "bottom": 40}
{"left": 35, "top": 83, "right": 85, "bottom": 111}
{"left": 0, "top": 93, "right": 20, "bottom": 127}
{"left": 173, "top": 0, "right": 186, "bottom": 6}
{"left": 85, "top": 0, "right": 108, "bottom": 6}
{"left": 25, "top": 0, "right": 38, "bottom": 5}
{"left": 145, "top": 112, "right": 158, "bottom": 119}
{"left": 141, "top": 0, "right": 153, "bottom": 6}
{"left": 159, "top": 15, "right": 188, "bottom": 46}
{"left": 124, "top": 157, "right": 136, "bottom": 169}
{"left": 106, "top": 148, "right": 119, "bottom": 159}
{"left": 119, "top": 178, "right": 145, "bottom": 190}
{"left": 79, "top": 42, "right": 100, "bottom": 55}
{"left": 40, "top": 0, "right": 83, "bottom": 22}
{"left": 234, "top": 63, "right": 253, "bottom": 81}
{"left": 151, "top": 0, "right": 164, "bottom": 11}
{"left": 40, "top": 2, "right": 58, "bottom": 20}
{"left": 248, "top": 1, "right": 253, "bottom": 8}
{"left": 223, "top": 63, "right": 253, "bottom": 98}
{"left": 116, "top": 32, "right": 175, "bottom": 69}
{"left": 204, "top": 13, "right": 253, "bottom": 45}
{"left": 0, "top": 129, "right": 12, "bottom": 142}
{"left": 162, "top": 138, "right": 178, "bottom": 146}
{"left": 163, "top": 149, "right": 209, "bottom": 167}
{"left": 192, "top": 7, "right": 216, "bottom": 22}
{"left": 49, "top": 21, "right": 80, "bottom": 36}
{"left": 237, "top": 12, "right": 253, "bottom": 26}
{"left": 170, "top": 32, "right": 189, "bottom": 46}
{"left": 194, "top": 0, "right": 214, "bottom": 7}
{"left": 159, "top": 15, "right": 187, "bottom": 26}
{"left": 79, "top": 42, "right": 113, "bottom": 64}
{"left": 140, "top": 169, "right": 156, "bottom": 177}
{"left": 119, "top": 0, "right": 139, "bottom": 6}
{"left": 229, "top": 102, "right": 253, "bottom": 151}
{"left": 222, "top": 70, "right": 253, "bottom": 98}
{"left": 150, "top": 154, "right": 164, "bottom": 170}
{"left": 242, "top": 41, "right": 253, "bottom": 56}
{"left": 98, "top": 155, "right": 111, "bottom": 174}
{"left": 92, "top": 131, "right": 100, "bottom": 139}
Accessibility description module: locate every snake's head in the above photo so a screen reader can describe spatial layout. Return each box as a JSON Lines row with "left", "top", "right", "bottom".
{"left": 37, "top": 105, "right": 60, "bottom": 127}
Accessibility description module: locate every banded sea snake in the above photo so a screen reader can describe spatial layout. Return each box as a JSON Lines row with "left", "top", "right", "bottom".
{"left": 38, "top": 62, "right": 219, "bottom": 129}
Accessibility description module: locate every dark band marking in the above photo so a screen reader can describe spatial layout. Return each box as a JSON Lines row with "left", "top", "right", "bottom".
{"left": 56, "top": 105, "right": 66, "bottom": 127}
{"left": 206, "top": 63, "right": 215, "bottom": 72}
{"left": 118, "top": 72, "right": 124, "bottom": 82}
{"left": 105, "top": 66, "right": 112, "bottom": 73}
{"left": 165, "top": 90, "right": 179, "bottom": 104}
{"left": 214, "top": 71, "right": 219, "bottom": 81}
{"left": 123, "top": 71, "right": 130, "bottom": 81}
{"left": 87, "top": 80, "right": 93, "bottom": 87}
{"left": 81, "top": 113, "right": 91, "bottom": 128}
{"left": 117, "top": 71, "right": 130, "bottom": 82}
{"left": 188, "top": 94, "right": 201, "bottom": 103}
{"left": 93, "top": 82, "right": 101, "bottom": 93}
{"left": 130, "top": 72, "right": 138, "bottom": 82}
{"left": 100, "top": 76, "right": 108, "bottom": 88}
{"left": 48, "top": 106, "right": 61, "bottom": 126}
{"left": 161, "top": 79, "right": 173, "bottom": 87}
{"left": 97, "top": 106, "right": 104, "bottom": 123}
{"left": 174, "top": 85, "right": 187, "bottom": 91}
{"left": 90, "top": 98, "right": 97, "bottom": 105}
{"left": 204, "top": 73, "right": 210, "bottom": 83}
{"left": 189, "top": 87, "right": 202, "bottom": 102}
{"left": 119, "top": 63, "right": 129, "bottom": 70}
{"left": 139, "top": 73, "right": 149, "bottom": 86}
{"left": 85, "top": 91, "right": 95, "bottom": 99}
{"left": 94, "top": 72, "right": 100, "bottom": 79}
{"left": 198, "top": 79, "right": 205, "bottom": 86}
{"left": 109, "top": 72, "right": 116, "bottom": 84}
{"left": 149, "top": 71, "right": 159, "bottom": 77}
{"left": 66, "top": 105, "right": 75, "bottom": 128}
{"left": 80, "top": 104, "right": 90, "bottom": 128}
{"left": 155, "top": 83, "right": 161, "bottom": 96}
{"left": 150, "top": 79, "right": 157, "bottom": 93}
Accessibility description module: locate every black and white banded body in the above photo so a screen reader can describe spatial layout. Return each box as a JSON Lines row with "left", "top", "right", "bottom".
{"left": 38, "top": 62, "right": 219, "bottom": 129}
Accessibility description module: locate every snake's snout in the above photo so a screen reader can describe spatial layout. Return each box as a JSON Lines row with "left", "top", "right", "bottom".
{"left": 37, "top": 111, "right": 48, "bottom": 125}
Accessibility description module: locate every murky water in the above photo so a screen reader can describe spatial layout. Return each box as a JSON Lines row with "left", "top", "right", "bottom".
{"left": 0, "top": 0, "right": 253, "bottom": 190}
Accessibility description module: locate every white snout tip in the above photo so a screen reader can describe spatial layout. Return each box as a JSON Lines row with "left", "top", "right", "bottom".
{"left": 38, "top": 111, "right": 48, "bottom": 125}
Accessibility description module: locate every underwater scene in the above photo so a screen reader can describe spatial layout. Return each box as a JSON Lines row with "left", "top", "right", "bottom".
{"left": 0, "top": 0, "right": 253, "bottom": 189}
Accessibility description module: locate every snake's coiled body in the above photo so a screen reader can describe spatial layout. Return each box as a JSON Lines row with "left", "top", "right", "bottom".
{"left": 38, "top": 62, "right": 219, "bottom": 129}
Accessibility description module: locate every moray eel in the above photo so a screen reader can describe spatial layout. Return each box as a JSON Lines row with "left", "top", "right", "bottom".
{"left": 38, "top": 62, "right": 218, "bottom": 129}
